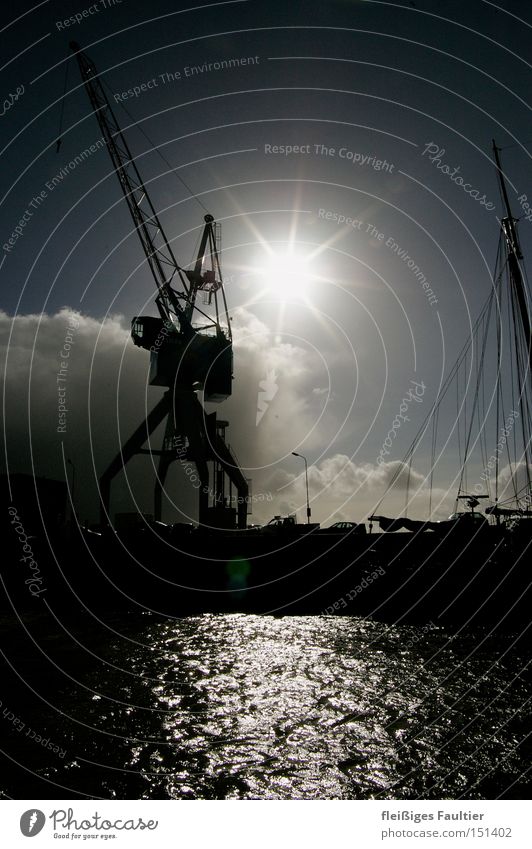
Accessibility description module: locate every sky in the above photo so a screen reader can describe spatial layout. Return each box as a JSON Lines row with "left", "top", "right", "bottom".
{"left": 1, "top": 0, "right": 531, "bottom": 526}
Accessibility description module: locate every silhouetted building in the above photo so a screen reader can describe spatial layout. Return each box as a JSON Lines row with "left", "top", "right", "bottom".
{"left": 2, "top": 473, "right": 67, "bottom": 531}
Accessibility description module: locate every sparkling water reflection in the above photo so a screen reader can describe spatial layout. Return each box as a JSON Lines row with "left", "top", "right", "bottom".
{"left": 1, "top": 614, "right": 529, "bottom": 799}
{"left": 78, "top": 615, "right": 530, "bottom": 799}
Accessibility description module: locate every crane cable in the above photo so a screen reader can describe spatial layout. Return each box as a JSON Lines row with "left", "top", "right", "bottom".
{"left": 103, "top": 78, "right": 212, "bottom": 217}
{"left": 57, "top": 49, "right": 212, "bottom": 219}
{"left": 55, "top": 51, "right": 71, "bottom": 153}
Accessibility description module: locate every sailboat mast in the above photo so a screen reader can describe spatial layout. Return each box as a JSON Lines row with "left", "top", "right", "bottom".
{"left": 492, "top": 140, "right": 532, "bottom": 377}
{"left": 492, "top": 140, "right": 532, "bottom": 506}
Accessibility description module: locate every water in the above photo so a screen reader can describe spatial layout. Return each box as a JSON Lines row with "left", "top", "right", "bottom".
{"left": 0, "top": 614, "right": 529, "bottom": 799}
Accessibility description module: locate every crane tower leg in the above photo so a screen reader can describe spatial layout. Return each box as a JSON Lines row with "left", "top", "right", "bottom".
{"left": 99, "top": 392, "right": 171, "bottom": 524}
{"left": 169, "top": 390, "right": 210, "bottom": 527}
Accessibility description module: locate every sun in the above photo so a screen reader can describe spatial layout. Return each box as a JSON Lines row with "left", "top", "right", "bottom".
{"left": 255, "top": 248, "right": 312, "bottom": 301}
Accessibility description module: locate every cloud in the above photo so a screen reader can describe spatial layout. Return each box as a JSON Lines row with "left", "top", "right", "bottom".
{"left": 262, "top": 455, "right": 455, "bottom": 525}
{"left": 1, "top": 307, "right": 339, "bottom": 524}
{"left": 494, "top": 462, "right": 531, "bottom": 502}
{"left": 216, "top": 307, "right": 339, "bottom": 469}
{"left": 1, "top": 307, "right": 456, "bottom": 527}
{"left": 1, "top": 308, "right": 149, "bottom": 521}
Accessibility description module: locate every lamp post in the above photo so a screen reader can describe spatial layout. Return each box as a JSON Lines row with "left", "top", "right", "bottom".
{"left": 292, "top": 452, "right": 311, "bottom": 523}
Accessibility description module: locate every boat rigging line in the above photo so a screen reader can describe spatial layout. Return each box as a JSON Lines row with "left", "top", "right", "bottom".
{"left": 372, "top": 143, "right": 532, "bottom": 523}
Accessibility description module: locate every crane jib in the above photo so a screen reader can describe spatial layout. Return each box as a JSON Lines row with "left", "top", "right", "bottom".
{"left": 70, "top": 41, "right": 233, "bottom": 396}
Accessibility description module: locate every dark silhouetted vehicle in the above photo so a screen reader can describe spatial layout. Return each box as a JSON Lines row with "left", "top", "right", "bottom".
{"left": 320, "top": 521, "right": 366, "bottom": 534}
{"left": 261, "top": 515, "right": 320, "bottom": 535}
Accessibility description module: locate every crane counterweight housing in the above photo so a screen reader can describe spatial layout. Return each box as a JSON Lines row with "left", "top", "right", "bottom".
{"left": 131, "top": 315, "right": 233, "bottom": 400}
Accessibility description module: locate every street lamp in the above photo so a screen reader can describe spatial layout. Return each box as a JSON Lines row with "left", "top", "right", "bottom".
{"left": 292, "top": 452, "right": 311, "bottom": 523}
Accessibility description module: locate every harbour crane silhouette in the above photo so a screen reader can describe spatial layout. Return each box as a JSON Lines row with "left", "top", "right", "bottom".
{"left": 70, "top": 42, "right": 249, "bottom": 529}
